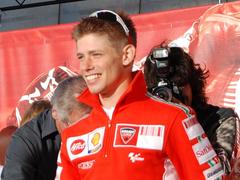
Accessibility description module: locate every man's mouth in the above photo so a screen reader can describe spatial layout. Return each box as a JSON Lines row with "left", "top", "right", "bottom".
{"left": 85, "top": 73, "right": 101, "bottom": 81}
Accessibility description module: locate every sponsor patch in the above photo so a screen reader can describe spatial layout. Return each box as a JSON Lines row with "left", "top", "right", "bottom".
{"left": 70, "top": 139, "right": 86, "bottom": 155}
{"left": 114, "top": 124, "right": 165, "bottom": 150}
{"left": 128, "top": 152, "right": 144, "bottom": 163}
{"left": 192, "top": 138, "right": 217, "bottom": 165}
{"left": 120, "top": 127, "right": 136, "bottom": 144}
{"left": 203, "top": 162, "right": 224, "bottom": 179}
{"left": 66, "top": 127, "right": 105, "bottom": 160}
{"left": 88, "top": 132, "right": 102, "bottom": 153}
{"left": 182, "top": 116, "right": 204, "bottom": 140}
{"left": 78, "top": 160, "right": 96, "bottom": 170}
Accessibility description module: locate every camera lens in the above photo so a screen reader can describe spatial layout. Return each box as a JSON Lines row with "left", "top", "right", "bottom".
{"left": 151, "top": 86, "right": 172, "bottom": 101}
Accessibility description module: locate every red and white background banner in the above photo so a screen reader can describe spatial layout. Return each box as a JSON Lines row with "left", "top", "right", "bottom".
{"left": 0, "top": 1, "right": 239, "bottom": 131}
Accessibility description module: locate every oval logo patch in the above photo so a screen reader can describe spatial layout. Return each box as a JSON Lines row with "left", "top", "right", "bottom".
{"left": 70, "top": 139, "right": 86, "bottom": 155}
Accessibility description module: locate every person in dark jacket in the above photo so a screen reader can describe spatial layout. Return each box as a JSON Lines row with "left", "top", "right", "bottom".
{"left": 1, "top": 76, "right": 91, "bottom": 180}
{"left": 144, "top": 44, "right": 240, "bottom": 176}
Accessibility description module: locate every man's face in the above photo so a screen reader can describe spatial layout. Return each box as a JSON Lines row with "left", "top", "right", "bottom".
{"left": 76, "top": 33, "right": 126, "bottom": 96}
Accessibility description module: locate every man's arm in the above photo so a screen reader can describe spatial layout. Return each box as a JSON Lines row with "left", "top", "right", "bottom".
{"left": 1, "top": 128, "right": 38, "bottom": 180}
{"left": 166, "top": 110, "right": 225, "bottom": 179}
{"left": 201, "top": 106, "right": 239, "bottom": 175}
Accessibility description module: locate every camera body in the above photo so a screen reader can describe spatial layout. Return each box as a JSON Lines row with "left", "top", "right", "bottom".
{"left": 148, "top": 47, "right": 182, "bottom": 101}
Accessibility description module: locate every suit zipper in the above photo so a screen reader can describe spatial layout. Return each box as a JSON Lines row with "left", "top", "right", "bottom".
{"left": 104, "top": 120, "right": 112, "bottom": 158}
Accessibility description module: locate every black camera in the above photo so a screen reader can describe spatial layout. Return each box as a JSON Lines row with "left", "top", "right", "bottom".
{"left": 147, "top": 47, "right": 182, "bottom": 101}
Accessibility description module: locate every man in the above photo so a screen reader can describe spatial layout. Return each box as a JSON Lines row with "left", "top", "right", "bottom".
{"left": 2, "top": 76, "right": 91, "bottom": 180}
{"left": 58, "top": 10, "right": 224, "bottom": 179}
{"left": 144, "top": 44, "right": 240, "bottom": 176}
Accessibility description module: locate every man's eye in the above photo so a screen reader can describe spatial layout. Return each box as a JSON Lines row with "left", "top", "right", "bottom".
{"left": 77, "top": 55, "right": 84, "bottom": 61}
{"left": 93, "top": 53, "right": 102, "bottom": 57}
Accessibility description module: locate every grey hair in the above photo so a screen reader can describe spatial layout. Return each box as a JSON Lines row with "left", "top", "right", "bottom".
{"left": 51, "top": 76, "right": 91, "bottom": 123}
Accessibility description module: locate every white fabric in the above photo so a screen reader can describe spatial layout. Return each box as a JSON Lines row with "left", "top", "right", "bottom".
{"left": 0, "top": 165, "right": 3, "bottom": 180}
{"left": 102, "top": 107, "right": 115, "bottom": 120}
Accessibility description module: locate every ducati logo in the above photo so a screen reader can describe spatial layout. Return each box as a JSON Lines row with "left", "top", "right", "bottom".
{"left": 120, "top": 127, "right": 136, "bottom": 144}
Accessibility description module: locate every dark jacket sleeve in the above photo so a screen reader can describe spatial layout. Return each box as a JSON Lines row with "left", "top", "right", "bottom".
{"left": 1, "top": 126, "right": 39, "bottom": 180}
{"left": 203, "top": 106, "right": 238, "bottom": 175}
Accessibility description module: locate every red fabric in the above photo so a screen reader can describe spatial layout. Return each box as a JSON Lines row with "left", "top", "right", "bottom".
{"left": 0, "top": 1, "right": 239, "bottom": 132}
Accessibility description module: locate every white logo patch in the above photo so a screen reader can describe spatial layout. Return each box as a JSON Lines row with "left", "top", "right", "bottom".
{"left": 182, "top": 116, "right": 204, "bottom": 140}
{"left": 203, "top": 162, "right": 224, "bottom": 179}
{"left": 114, "top": 124, "right": 165, "bottom": 150}
{"left": 128, "top": 152, "right": 144, "bottom": 163}
{"left": 137, "top": 125, "right": 164, "bottom": 150}
{"left": 192, "top": 138, "right": 217, "bottom": 165}
{"left": 66, "top": 127, "right": 105, "bottom": 160}
{"left": 78, "top": 160, "right": 96, "bottom": 170}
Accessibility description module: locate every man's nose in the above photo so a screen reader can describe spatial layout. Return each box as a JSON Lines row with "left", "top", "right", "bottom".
{"left": 80, "top": 56, "right": 94, "bottom": 71}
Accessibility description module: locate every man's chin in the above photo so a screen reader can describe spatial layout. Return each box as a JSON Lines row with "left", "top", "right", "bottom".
{"left": 88, "top": 88, "right": 101, "bottom": 94}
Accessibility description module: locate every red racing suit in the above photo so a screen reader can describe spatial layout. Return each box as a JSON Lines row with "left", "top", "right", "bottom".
{"left": 57, "top": 71, "right": 224, "bottom": 180}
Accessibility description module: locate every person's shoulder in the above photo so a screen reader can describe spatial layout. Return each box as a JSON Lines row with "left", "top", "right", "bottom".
{"left": 146, "top": 92, "right": 194, "bottom": 115}
{"left": 204, "top": 103, "right": 237, "bottom": 117}
{"left": 8, "top": 122, "right": 40, "bottom": 152}
{"left": 17, "top": 109, "right": 51, "bottom": 137}
{"left": 217, "top": 107, "right": 238, "bottom": 119}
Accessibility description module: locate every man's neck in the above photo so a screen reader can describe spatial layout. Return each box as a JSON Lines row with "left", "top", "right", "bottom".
{"left": 99, "top": 93, "right": 120, "bottom": 109}
{"left": 99, "top": 75, "right": 133, "bottom": 109}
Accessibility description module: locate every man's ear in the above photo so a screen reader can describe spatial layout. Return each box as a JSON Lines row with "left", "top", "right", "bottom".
{"left": 122, "top": 44, "right": 136, "bottom": 66}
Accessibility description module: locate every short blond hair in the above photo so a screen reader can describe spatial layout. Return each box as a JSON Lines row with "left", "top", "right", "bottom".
{"left": 72, "top": 10, "right": 137, "bottom": 48}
